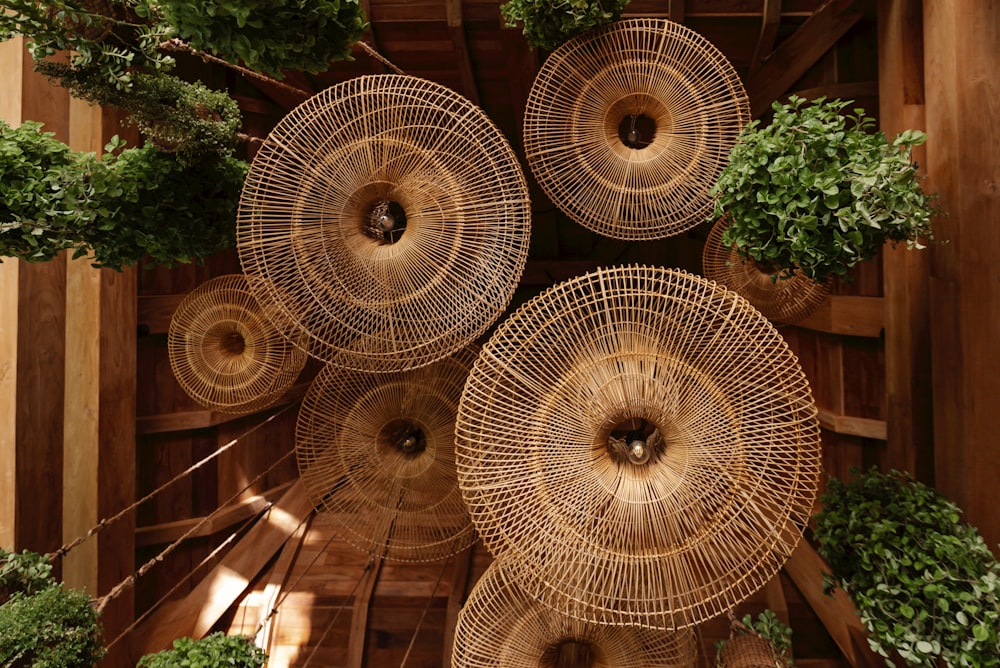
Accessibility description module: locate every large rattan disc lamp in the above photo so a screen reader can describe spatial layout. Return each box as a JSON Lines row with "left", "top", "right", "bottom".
{"left": 296, "top": 346, "right": 478, "bottom": 561}
{"left": 168, "top": 274, "right": 307, "bottom": 414}
{"left": 237, "top": 74, "right": 531, "bottom": 373}
{"left": 453, "top": 558, "right": 699, "bottom": 668}
{"left": 702, "top": 215, "right": 831, "bottom": 326}
{"left": 523, "top": 19, "right": 749, "bottom": 240}
{"left": 456, "top": 265, "right": 821, "bottom": 630}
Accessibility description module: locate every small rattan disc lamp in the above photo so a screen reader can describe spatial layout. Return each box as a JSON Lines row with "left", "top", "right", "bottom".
{"left": 237, "top": 74, "right": 531, "bottom": 373}
{"left": 453, "top": 558, "right": 699, "bottom": 668}
{"left": 296, "top": 345, "right": 479, "bottom": 561}
{"left": 456, "top": 265, "right": 821, "bottom": 630}
{"left": 168, "top": 274, "right": 307, "bottom": 414}
{"left": 523, "top": 18, "right": 749, "bottom": 240}
{"left": 702, "top": 215, "right": 831, "bottom": 326}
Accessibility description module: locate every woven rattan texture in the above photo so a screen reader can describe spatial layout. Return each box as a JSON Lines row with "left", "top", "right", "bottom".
{"left": 717, "top": 630, "right": 782, "bottom": 668}
{"left": 296, "top": 346, "right": 479, "bottom": 562}
{"left": 523, "top": 19, "right": 749, "bottom": 241}
{"left": 167, "top": 274, "right": 307, "bottom": 415}
{"left": 453, "top": 558, "right": 699, "bottom": 668}
{"left": 456, "top": 265, "right": 821, "bottom": 630}
{"left": 702, "top": 216, "right": 831, "bottom": 325}
{"left": 237, "top": 74, "right": 531, "bottom": 373}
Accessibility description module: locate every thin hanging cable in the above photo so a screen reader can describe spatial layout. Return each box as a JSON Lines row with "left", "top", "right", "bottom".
{"left": 399, "top": 555, "right": 451, "bottom": 667}
{"left": 50, "top": 400, "right": 301, "bottom": 561}
{"left": 300, "top": 557, "right": 381, "bottom": 668}
{"left": 102, "top": 504, "right": 270, "bottom": 653}
{"left": 158, "top": 38, "right": 311, "bottom": 96}
{"left": 356, "top": 40, "right": 406, "bottom": 75}
{"left": 96, "top": 449, "right": 296, "bottom": 613}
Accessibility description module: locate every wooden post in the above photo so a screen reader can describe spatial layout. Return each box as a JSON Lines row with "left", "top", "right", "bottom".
{"left": 923, "top": 0, "right": 1000, "bottom": 552}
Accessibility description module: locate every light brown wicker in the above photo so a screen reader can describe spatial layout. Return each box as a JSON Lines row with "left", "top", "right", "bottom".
{"left": 167, "top": 274, "right": 307, "bottom": 415}
{"left": 453, "top": 558, "right": 699, "bottom": 668}
{"left": 717, "top": 617, "right": 783, "bottom": 668}
{"left": 702, "top": 216, "right": 831, "bottom": 326}
{"left": 456, "top": 265, "right": 821, "bottom": 630}
{"left": 237, "top": 74, "right": 531, "bottom": 373}
{"left": 296, "top": 345, "right": 479, "bottom": 561}
{"left": 523, "top": 19, "right": 749, "bottom": 241}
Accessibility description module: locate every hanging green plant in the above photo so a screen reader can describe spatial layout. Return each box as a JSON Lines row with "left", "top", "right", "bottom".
{"left": 141, "top": 0, "right": 367, "bottom": 78}
{"left": 814, "top": 468, "right": 1000, "bottom": 666}
{"left": 137, "top": 632, "right": 266, "bottom": 668}
{"left": 0, "top": 547, "right": 56, "bottom": 605}
{"left": 711, "top": 96, "right": 938, "bottom": 283}
{"left": 500, "top": 0, "right": 630, "bottom": 51}
{"left": 715, "top": 610, "right": 794, "bottom": 668}
{"left": 0, "top": 585, "right": 106, "bottom": 668}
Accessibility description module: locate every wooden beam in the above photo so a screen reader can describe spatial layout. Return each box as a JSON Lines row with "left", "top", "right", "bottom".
{"left": 132, "top": 481, "right": 315, "bottom": 656}
{"left": 446, "top": 0, "right": 481, "bottom": 105}
{"left": 441, "top": 545, "right": 475, "bottom": 668}
{"left": 136, "top": 384, "right": 307, "bottom": 434}
{"left": 794, "top": 295, "right": 884, "bottom": 337}
{"left": 347, "top": 557, "right": 384, "bottom": 668}
{"left": 256, "top": 511, "right": 313, "bottom": 657}
{"left": 750, "top": 0, "right": 782, "bottom": 74}
{"left": 746, "top": 0, "right": 866, "bottom": 117}
{"left": 668, "top": 0, "right": 685, "bottom": 24}
{"left": 817, "top": 409, "right": 888, "bottom": 440}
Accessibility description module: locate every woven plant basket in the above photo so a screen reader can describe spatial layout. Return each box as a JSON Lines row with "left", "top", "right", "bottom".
{"left": 523, "top": 18, "right": 749, "bottom": 241}
{"left": 456, "top": 265, "right": 821, "bottom": 630}
{"left": 702, "top": 215, "right": 831, "bottom": 326}
{"left": 453, "top": 558, "right": 699, "bottom": 668}
{"left": 168, "top": 274, "right": 307, "bottom": 415}
{"left": 296, "top": 345, "right": 479, "bottom": 561}
{"left": 237, "top": 74, "right": 531, "bottom": 373}
{"left": 717, "top": 617, "right": 784, "bottom": 668}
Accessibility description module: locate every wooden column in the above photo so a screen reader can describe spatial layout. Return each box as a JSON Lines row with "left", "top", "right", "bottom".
{"left": 923, "top": 0, "right": 1000, "bottom": 551}
{"left": 878, "top": 0, "right": 934, "bottom": 481}
{"left": 0, "top": 39, "right": 69, "bottom": 557}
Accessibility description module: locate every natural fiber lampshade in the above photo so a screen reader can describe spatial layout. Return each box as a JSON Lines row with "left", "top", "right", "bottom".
{"left": 453, "top": 558, "right": 699, "bottom": 668}
{"left": 523, "top": 19, "right": 749, "bottom": 240}
{"left": 456, "top": 265, "right": 821, "bottom": 629}
{"left": 702, "top": 215, "right": 831, "bottom": 325}
{"left": 168, "top": 274, "right": 307, "bottom": 414}
{"left": 237, "top": 74, "right": 531, "bottom": 373}
{"left": 296, "top": 346, "right": 478, "bottom": 561}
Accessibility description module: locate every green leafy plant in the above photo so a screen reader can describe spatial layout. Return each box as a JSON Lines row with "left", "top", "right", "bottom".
{"left": 0, "top": 585, "right": 106, "bottom": 668}
{"left": 137, "top": 632, "right": 267, "bottom": 668}
{"left": 501, "top": 0, "right": 630, "bottom": 51}
{"left": 143, "top": 0, "right": 367, "bottom": 78}
{"left": 0, "top": 547, "right": 56, "bottom": 605}
{"left": 814, "top": 468, "right": 1000, "bottom": 666}
{"left": 711, "top": 96, "right": 938, "bottom": 283}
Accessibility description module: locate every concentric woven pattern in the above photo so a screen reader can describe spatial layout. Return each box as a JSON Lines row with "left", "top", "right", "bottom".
{"left": 456, "top": 265, "right": 821, "bottom": 630}
{"left": 523, "top": 19, "right": 749, "bottom": 240}
{"left": 168, "top": 274, "right": 307, "bottom": 414}
{"left": 296, "top": 346, "right": 479, "bottom": 561}
{"left": 238, "top": 74, "right": 531, "bottom": 373}
{"left": 453, "top": 558, "right": 698, "bottom": 668}
{"left": 703, "top": 215, "right": 831, "bottom": 326}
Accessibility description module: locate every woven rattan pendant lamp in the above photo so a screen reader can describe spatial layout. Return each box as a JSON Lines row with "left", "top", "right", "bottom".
{"left": 237, "top": 74, "right": 531, "bottom": 373}
{"left": 523, "top": 19, "right": 749, "bottom": 240}
{"left": 296, "top": 346, "right": 478, "bottom": 561}
{"left": 168, "top": 274, "right": 307, "bottom": 414}
{"left": 702, "top": 215, "right": 831, "bottom": 326}
{"left": 453, "top": 558, "right": 699, "bottom": 668}
{"left": 456, "top": 265, "right": 821, "bottom": 630}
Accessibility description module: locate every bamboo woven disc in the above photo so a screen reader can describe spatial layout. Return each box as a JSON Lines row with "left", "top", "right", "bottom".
{"left": 296, "top": 346, "right": 479, "bottom": 561}
{"left": 702, "top": 216, "right": 831, "bottom": 326}
{"left": 456, "top": 265, "right": 821, "bottom": 630}
{"left": 453, "top": 558, "right": 699, "bottom": 668}
{"left": 237, "top": 74, "right": 531, "bottom": 373}
{"left": 523, "top": 19, "right": 749, "bottom": 240}
{"left": 168, "top": 274, "right": 307, "bottom": 415}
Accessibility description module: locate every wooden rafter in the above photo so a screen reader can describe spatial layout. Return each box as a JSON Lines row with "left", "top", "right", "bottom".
{"left": 668, "top": 0, "right": 685, "bottom": 23}
{"left": 358, "top": 0, "right": 387, "bottom": 74}
{"left": 749, "top": 0, "right": 782, "bottom": 74}
{"left": 446, "top": 0, "right": 481, "bottom": 104}
{"left": 347, "top": 557, "right": 384, "bottom": 668}
{"left": 441, "top": 545, "right": 475, "bottom": 668}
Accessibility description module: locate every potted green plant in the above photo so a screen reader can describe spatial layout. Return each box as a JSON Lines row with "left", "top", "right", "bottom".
{"left": 0, "top": 547, "right": 56, "bottom": 605}
{"left": 710, "top": 96, "right": 938, "bottom": 283}
{"left": 137, "top": 632, "right": 267, "bottom": 668}
{"left": 716, "top": 610, "right": 794, "bottom": 668}
{"left": 814, "top": 468, "right": 1000, "bottom": 666}
{"left": 0, "top": 584, "right": 106, "bottom": 667}
{"left": 500, "top": 0, "right": 630, "bottom": 51}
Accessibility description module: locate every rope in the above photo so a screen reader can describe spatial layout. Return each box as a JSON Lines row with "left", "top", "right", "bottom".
{"left": 300, "top": 557, "right": 379, "bottom": 668}
{"left": 49, "top": 401, "right": 300, "bottom": 562}
{"left": 399, "top": 556, "right": 451, "bottom": 667}
{"left": 95, "top": 448, "right": 296, "bottom": 612}
{"left": 158, "top": 38, "right": 311, "bottom": 97}
{"left": 102, "top": 504, "right": 269, "bottom": 654}
{"left": 356, "top": 40, "right": 406, "bottom": 75}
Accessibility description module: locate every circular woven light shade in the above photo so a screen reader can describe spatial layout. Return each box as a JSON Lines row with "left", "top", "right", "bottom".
{"left": 237, "top": 74, "right": 531, "bottom": 373}
{"left": 702, "top": 216, "right": 831, "bottom": 325}
{"left": 296, "top": 346, "right": 479, "bottom": 561}
{"left": 523, "top": 19, "right": 749, "bottom": 241}
{"left": 168, "top": 274, "right": 307, "bottom": 414}
{"left": 456, "top": 265, "right": 821, "bottom": 630}
{"left": 453, "top": 559, "right": 699, "bottom": 668}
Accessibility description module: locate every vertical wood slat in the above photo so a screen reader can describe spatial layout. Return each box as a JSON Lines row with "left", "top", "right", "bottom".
{"left": 750, "top": 0, "right": 783, "bottom": 74}
{"left": 348, "top": 557, "right": 384, "bottom": 668}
